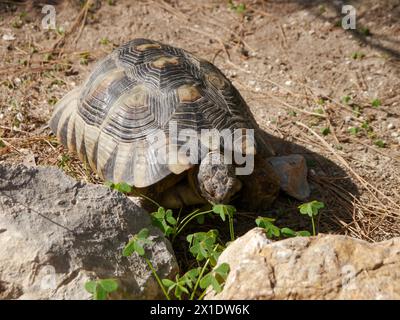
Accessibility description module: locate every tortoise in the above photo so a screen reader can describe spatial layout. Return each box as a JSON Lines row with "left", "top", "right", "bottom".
{"left": 49, "top": 38, "right": 307, "bottom": 209}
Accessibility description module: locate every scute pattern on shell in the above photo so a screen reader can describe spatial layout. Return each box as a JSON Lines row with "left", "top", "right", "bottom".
{"left": 49, "top": 38, "right": 273, "bottom": 188}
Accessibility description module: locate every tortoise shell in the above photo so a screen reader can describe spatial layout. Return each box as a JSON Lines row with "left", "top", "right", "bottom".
{"left": 49, "top": 38, "right": 274, "bottom": 187}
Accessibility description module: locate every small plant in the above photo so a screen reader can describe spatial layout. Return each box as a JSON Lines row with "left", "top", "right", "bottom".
{"left": 321, "top": 127, "right": 330, "bottom": 136}
{"left": 352, "top": 105, "right": 361, "bottom": 117}
{"left": 348, "top": 126, "right": 360, "bottom": 136}
{"left": 361, "top": 121, "right": 373, "bottom": 133}
{"left": 47, "top": 96, "right": 58, "bottom": 105}
{"left": 255, "top": 217, "right": 280, "bottom": 238}
{"left": 187, "top": 230, "right": 221, "bottom": 264}
{"left": 123, "top": 227, "right": 153, "bottom": 257}
{"left": 212, "top": 204, "right": 236, "bottom": 241}
{"left": 57, "top": 154, "right": 70, "bottom": 169}
{"left": 11, "top": 19, "right": 23, "bottom": 29}
{"left": 280, "top": 228, "right": 311, "bottom": 237}
{"left": 351, "top": 52, "right": 365, "bottom": 60}
{"left": 151, "top": 207, "right": 177, "bottom": 237}
{"left": 374, "top": 139, "right": 386, "bottom": 148}
{"left": 105, "top": 181, "right": 132, "bottom": 194}
{"left": 342, "top": 95, "right": 351, "bottom": 104}
{"left": 199, "top": 262, "right": 230, "bottom": 297}
{"left": 123, "top": 227, "right": 229, "bottom": 300}
{"left": 359, "top": 27, "right": 371, "bottom": 36}
{"left": 228, "top": 1, "right": 246, "bottom": 14}
{"left": 80, "top": 52, "right": 91, "bottom": 65}
{"left": 371, "top": 99, "right": 381, "bottom": 108}
{"left": 99, "top": 37, "right": 110, "bottom": 45}
{"left": 44, "top": 53, "right": 53, "bottom": 62}
{"left": 186, "top": 230, "right": 228, "bottom": 299}
{"left": 162, "top": 268, "right": 200, "bottom": 300}
{"left": 123, "top": 228, "right": 171, "bottom": 299}
{"left": 255, "top": 217, "right": 311, "bottom": 238}
{"left": 298, "top": 200, "right": 324, "bottom": 236}
{"left": 85, "top": 279, "right": 118, "bottom": 300}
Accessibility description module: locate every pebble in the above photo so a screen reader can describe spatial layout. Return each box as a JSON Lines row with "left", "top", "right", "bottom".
{"left": 16, "top": 112, "right": 24, "bottom": 122}
{"left": 387, "top": 123, "right": 395, "bottom": 130}
{"left": 2, "top": 34, "right": 15, "bottom": 41}
{"left": 248, "top": 80, "right": 256, "bottom": 86}
{"left": 344, "top": 116, "right": 352, "bottom": 124}
{"left": 285, "top": 80, "right": 292, "bottom": 86}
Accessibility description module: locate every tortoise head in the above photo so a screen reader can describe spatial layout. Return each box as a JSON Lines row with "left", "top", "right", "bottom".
{"left": 197, "top": 151, "right": 242, "bottom": 204}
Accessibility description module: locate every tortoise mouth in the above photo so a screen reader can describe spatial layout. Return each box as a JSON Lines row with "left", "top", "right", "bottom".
{"left": 205, "top": 177, "right": 243, "bottom": 205}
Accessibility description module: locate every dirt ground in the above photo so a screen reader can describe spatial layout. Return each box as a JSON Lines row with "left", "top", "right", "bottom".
{"left": 1, "top": 0, "right": 399, "bottom": 242}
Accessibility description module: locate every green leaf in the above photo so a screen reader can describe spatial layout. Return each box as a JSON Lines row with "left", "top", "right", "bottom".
{"left": 280, "top": 227, "right": 296, "bottom": 237}
{"left": 196, "top": 214, "right": 205, "bottom": 224}
{"left": 134, "top": 241, "right": 145, "bottom": 256}
{"left": 199, "top": 272, "right": 216, "bottom": 290}
{"left": 114, "top": 182, "right": 132, "bottom": 194}
{"left": 123, "top": 229, "right": 151, "bottom": 257}
{"left": 298, "top": 200, "right": 325, "bottom": 217}
{"left": 166, "top": 210, "right": 177, "bottom": 225}
{"left": 214, "top": 263, "right": 230, "bottom": 277}
{"left": 98, "top": 279, "right": 118, "bottom": 293}
{"left": 151, "top": 208, "right": 176, "bottom": 236}
{"left": 94, "top": 285, "right": 107, "bottom": 300}
{"left": 255, "top": 217, "right": 281, "bottom": 238}
{"left": 137, "top": 228, "right": 149, "bottom": 239}
{"left": 182, "top": 268, "right": 201, "bottom": 289}
{"left": 122, "top": 239, "right": 136, "bottom": 257}
{"left": 296, "top": 230, "right": 312, "bottom": 237}
{"left": 187, "top": 230, "right": 219, "bottom": 261}
{"left": 236, "top": 3, "right": 246, "bottom": 13}
{"left": 84, "top": 281, "right": 97, "bottom": 294}
{"left": 175, "top": 283, "right": 189, "bottom": 299}
{"left": 161, "top": 279, "right": 175, "bottom": 288}
{"left": 199, "top": 263, "right": 230, "bottom": 294}
{"left": 104, "top": 181, "right": 114, "bottom": 188}
{"left": 212, "top": 204, "right": 236, "bottom": 222}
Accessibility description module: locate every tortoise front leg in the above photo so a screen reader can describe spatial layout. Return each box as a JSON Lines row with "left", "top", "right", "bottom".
{"left": 159, "top": 179, "right": 207, "bottom": 208}
{"left": 238, "top": 154, "right": 280, "bottom": 211}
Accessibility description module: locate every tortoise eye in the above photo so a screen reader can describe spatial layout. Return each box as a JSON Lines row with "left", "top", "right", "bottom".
{"left": 206, "top": 72, "right": 227, "bottom": 90}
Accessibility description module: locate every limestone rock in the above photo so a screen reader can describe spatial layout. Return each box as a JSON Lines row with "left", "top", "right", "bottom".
{"left": 205, "top": 228, "right": 400, "bottom": 300}
{"left": 0, "top": 164, "right": 178, "bottom": 300}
